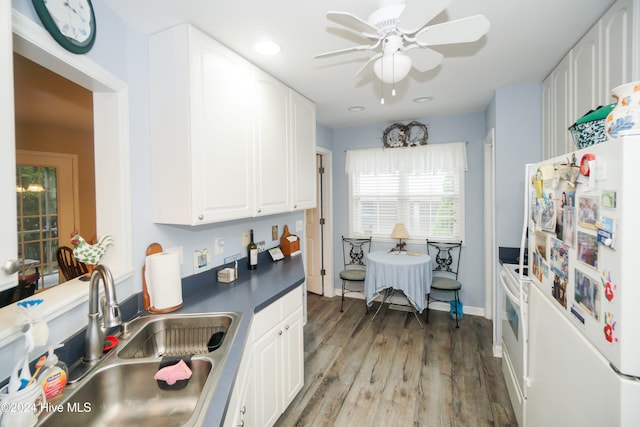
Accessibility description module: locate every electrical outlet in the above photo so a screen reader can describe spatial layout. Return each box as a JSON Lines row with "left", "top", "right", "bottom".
{"left": 242, "top": 231, "right": 250, "bottom": 247}
{"left": 272, "top": 225, "right": 278, "bottom": 241}
{"left": 296, "top": 219, "right": 304, "bottom": 232}
{"left": 214, "top": 238, "right": 224, "bottom": 255}
{"left": 256, "top": 241, "right": 265, "bottom": 252}
{"left": 193, "top": 248, "right": 211, "bottom": 273}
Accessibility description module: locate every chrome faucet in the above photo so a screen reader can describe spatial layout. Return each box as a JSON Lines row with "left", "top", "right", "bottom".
{"left": 84, "top": 264, "right": 122, "bottom": 364}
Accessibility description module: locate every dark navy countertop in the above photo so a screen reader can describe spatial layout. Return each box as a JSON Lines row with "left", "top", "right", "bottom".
{"left": 177, "top": 254, "right": 306, "bottom": 426}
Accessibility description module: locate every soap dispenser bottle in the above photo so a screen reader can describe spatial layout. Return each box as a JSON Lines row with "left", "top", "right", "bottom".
{"left": 38, "top": 344, "right": 68, "bottom": 399}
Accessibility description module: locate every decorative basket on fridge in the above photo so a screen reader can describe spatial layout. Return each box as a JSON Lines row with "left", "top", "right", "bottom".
{"left": 568, "top": 103, "right": 615, "bottom": 149}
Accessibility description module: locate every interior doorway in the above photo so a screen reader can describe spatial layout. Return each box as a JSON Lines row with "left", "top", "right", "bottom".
{"left": 305, "top": 148, "right": 333, "bottom": 297}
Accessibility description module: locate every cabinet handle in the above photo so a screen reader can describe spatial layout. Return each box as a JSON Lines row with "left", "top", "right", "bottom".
{"left": 257, "top": 208, "right": 262, "bottom": 213}
{"left": 294, "top": 204, "right": 297, "bottom": 209}
{"left": 278, "top": 330, "right": 283, "bottom": 336}
{"left": 2, "top": 259, "right": 18, "bottom": 275}
{"left": 240, "top": 406, "right": 246, "bottom": 415}
{"left": 285, "top": 325, "right": 290, "bottom": 330}
{"left": 198, "top": 214, "right": 204, "bottom": 220}
{"left": 237, "top": 420, "right": 244, "bottom": 427}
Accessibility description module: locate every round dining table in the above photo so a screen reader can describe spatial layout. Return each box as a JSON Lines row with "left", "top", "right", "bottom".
{"left": 365, "top": 250, "right": 432, "bottom": 313}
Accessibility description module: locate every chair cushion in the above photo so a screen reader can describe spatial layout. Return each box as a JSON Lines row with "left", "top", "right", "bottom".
{"left": 340, "top": 269, "right": 366, "bottom": 281}
{"left": 431, "top": 276, "right": 462, "bottom": 291}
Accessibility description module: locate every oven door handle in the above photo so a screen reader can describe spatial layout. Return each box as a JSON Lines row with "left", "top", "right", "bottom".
{"left": 500, "top": 270, "right": 522, "bottom": 308}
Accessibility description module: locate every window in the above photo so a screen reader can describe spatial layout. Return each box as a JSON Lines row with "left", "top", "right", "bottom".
{"left": 346, "top": 142, "right": 466, "bottom": 242}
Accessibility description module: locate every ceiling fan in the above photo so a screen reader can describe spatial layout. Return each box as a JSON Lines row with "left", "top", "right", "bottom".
{"left": 314, "top": 0, "right": 490, "bottom": 87}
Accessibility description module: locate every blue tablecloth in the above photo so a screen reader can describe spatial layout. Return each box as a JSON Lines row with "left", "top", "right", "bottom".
{"left": 365, "top": 251, "right": 432, "bottom": 313}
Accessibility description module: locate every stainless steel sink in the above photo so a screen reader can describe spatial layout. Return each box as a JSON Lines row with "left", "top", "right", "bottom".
{"left": 38, "top": 312, "right": 241, "bottom": 427}
{"left": 118, "top": 314, "right": 234, "bottom": 359}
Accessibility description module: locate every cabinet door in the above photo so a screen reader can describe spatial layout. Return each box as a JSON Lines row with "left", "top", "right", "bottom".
{"left": 290, "top": 91, "right": 317, "bottom": 211}
{"left": 0, "top": 5, "right": 17, "bottom": 291}
{"left": 191, "top": 29, "right": 254, "bottom": 223}
{"left": 254, "top": 69, "right": 290, "bottom": 216}
{"left": 550, "top": 53, "right": 573, "bottom": 157}
{"left": 252, "top": 324, "right": 282, "bottom": 427}
{"left": 572, "top": 24, "right": 600, "bottom": 122}
{"left": 541, "top": 76, "right": 554, "bottom": 160}
{"left": 280, "top": 306, "right": 304, "bottom": 410}
{"left": 599, "top": 0, "right": 635, "bottom": 104}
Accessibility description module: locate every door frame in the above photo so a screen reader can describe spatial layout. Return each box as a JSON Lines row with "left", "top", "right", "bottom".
{"left": 484, "top": 128, "right": 496, "bottom": 321}
{"left": 305, "top": 147, "right": 334, "bottom": 298}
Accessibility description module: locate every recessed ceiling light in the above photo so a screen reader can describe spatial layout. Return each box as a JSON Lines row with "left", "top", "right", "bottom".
{"left": 348, "top": 106, "right": 365, "bottom": 112}
{"left": 413, "top": 96, "right": 434, "bottom": 103}
{"left": 255, "top": 40, "right": 281, "bottom": 55}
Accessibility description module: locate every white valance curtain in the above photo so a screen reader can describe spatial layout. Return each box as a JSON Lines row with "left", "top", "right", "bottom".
{"left": 345, "top": 142, "right": 467, "bottom": 175}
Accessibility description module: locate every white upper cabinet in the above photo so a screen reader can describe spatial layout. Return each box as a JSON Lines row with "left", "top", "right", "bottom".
{"left": 542, "top": 0, "right": 638, "bottom": 159}
{"left": 0, "top": 4, "right": 17, "bottom": 291}
{"left": 290, "top": 90, "right": 317, "bottom": 211}
{"left": 150, "top": 24, "right": 316, "bottom": 225}
{"left": 254, "top": 68, "right": 291, "bottom": 217}
{"left": 150, "top": 24, "right": 254, "bottom": 225}
{"left": 599, "top": 0, "right": 635, "bottom": 103}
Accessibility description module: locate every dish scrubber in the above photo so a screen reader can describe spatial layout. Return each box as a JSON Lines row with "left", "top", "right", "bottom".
{"left": 154, "top": 357, "right": 193, "bottom": 390}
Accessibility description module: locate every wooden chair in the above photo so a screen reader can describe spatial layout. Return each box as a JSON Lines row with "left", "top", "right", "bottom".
{"left": 426, "top": 240, "right": 463, "bottom": 328}
{"left": 56, "top": 246, "right": 89, "bottom": 281}
{"left": 339, "top": 236, "right": 372, "bottom": 313}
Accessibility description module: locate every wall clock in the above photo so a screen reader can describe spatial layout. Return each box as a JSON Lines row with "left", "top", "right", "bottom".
{"left": 32, "top": 0, "right": 97, "bottom": 54}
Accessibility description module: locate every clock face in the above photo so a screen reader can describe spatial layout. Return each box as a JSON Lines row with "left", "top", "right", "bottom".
{"left": 32, "top": 0, "right": 97, "bottom": 54}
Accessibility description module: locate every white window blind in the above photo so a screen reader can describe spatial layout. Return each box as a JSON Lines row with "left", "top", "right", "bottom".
{"left": 346, "top": 142, "right": 466, "bottom": 242}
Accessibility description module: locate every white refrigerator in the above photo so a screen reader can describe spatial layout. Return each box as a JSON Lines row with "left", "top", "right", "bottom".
{"left": 524, "top": 134, "right": 640, "bottom": 426}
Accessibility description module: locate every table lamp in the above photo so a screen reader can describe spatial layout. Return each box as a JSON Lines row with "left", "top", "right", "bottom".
{"left": 390, "top": 223, "right": 409, "bottom": 253}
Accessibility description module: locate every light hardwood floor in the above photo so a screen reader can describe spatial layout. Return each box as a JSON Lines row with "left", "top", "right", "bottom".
{"left": 275, "top": 294, "right": 517, "bottom": 427}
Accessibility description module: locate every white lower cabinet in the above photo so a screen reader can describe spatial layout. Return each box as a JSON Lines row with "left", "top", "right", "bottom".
{"left": 224, "top": 286, "right": 304, "bottom": 427}
{"left": 224, "top": 346, "right": 254, "bottom": 427}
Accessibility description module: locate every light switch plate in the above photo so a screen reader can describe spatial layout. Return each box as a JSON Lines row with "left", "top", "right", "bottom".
{"left": 242, "top": 231, "right": 250, "bottom": 247}
{"left": 295, "top": 220, "right": 303, "bottom": 232}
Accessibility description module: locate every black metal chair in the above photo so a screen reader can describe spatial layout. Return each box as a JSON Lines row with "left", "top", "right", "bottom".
{"left": 57, "top": 246, "right": 89, "bottom": 282}
{"left": 426, "top": 240, "right": 463, "bottom": 328}
{"left": 339, "top": 236, "right": 372, "bottom": 313}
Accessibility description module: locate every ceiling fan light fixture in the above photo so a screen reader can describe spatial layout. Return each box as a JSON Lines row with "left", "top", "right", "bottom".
{"left": 373, "top": 54, "right": 411, "bottom": 84}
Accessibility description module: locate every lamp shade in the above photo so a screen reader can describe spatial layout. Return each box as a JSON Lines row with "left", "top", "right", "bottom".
{"left": 391, "top": 223, "right": 409, "bottom": 239}
{"left": 373, "top": 53, "right": 412, "bottom": 84}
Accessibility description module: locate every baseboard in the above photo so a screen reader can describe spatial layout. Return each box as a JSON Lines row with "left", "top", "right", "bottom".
{"left": 336, "top": 291, "right": 486, "bottom": 317}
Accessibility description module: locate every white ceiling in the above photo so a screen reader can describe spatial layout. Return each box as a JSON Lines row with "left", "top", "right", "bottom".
{"left": 22, "top": 0, "right": 618, "bottom": 130}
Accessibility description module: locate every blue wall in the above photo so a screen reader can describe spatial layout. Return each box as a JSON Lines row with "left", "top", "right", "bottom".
{"left": 4, "top": 0, "right": 544, "bottom": 380}
{"left": 3, "top": 0, "right": 304, "bottom": 380}
{"left": 330, "top": 113, "right": 487, "bottom": 309}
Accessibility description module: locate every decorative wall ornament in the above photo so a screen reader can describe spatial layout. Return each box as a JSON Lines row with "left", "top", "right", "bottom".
{"left": 382, "top": 121, "right": 428, "bottom": 148}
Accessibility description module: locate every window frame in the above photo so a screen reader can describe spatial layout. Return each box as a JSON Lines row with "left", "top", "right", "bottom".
{"left": 346, "top": 146, "right": 466, "bottom": 244}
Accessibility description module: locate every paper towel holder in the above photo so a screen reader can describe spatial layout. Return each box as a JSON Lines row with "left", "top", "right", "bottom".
{"left": 143, "top": 243, "right": 184, "bottom": 314}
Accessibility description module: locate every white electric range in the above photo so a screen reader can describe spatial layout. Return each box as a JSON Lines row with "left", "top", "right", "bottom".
{"left": 499, "top": 262, "right": 531, "bottom": 426}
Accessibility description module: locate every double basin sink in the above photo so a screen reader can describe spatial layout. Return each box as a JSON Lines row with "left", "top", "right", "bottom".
{"left": 38, "top": 312, "right": 241, "bottom": 427}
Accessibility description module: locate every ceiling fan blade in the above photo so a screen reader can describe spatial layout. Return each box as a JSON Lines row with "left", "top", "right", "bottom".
{"left": 355, "top": 52, "right": 383, "bottom": 76}
{"left": 416, "top": 15, "right": 490, "bottom": 46}
{"left": 397, "top": 0, "right": 452, "bottom": 35}
{"left": 405, "top": 47, "right": 443, "bottom": 72}
{"left": 326, "top": 11, "right": 379, "bottom": 36}
{"left": 314, "top": 44, "right": 375, "bottom": 59}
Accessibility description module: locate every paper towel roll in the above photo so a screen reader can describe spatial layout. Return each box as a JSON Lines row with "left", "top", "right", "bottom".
{"left": 145, "top": 252, "right": 183, "bottom": 310}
